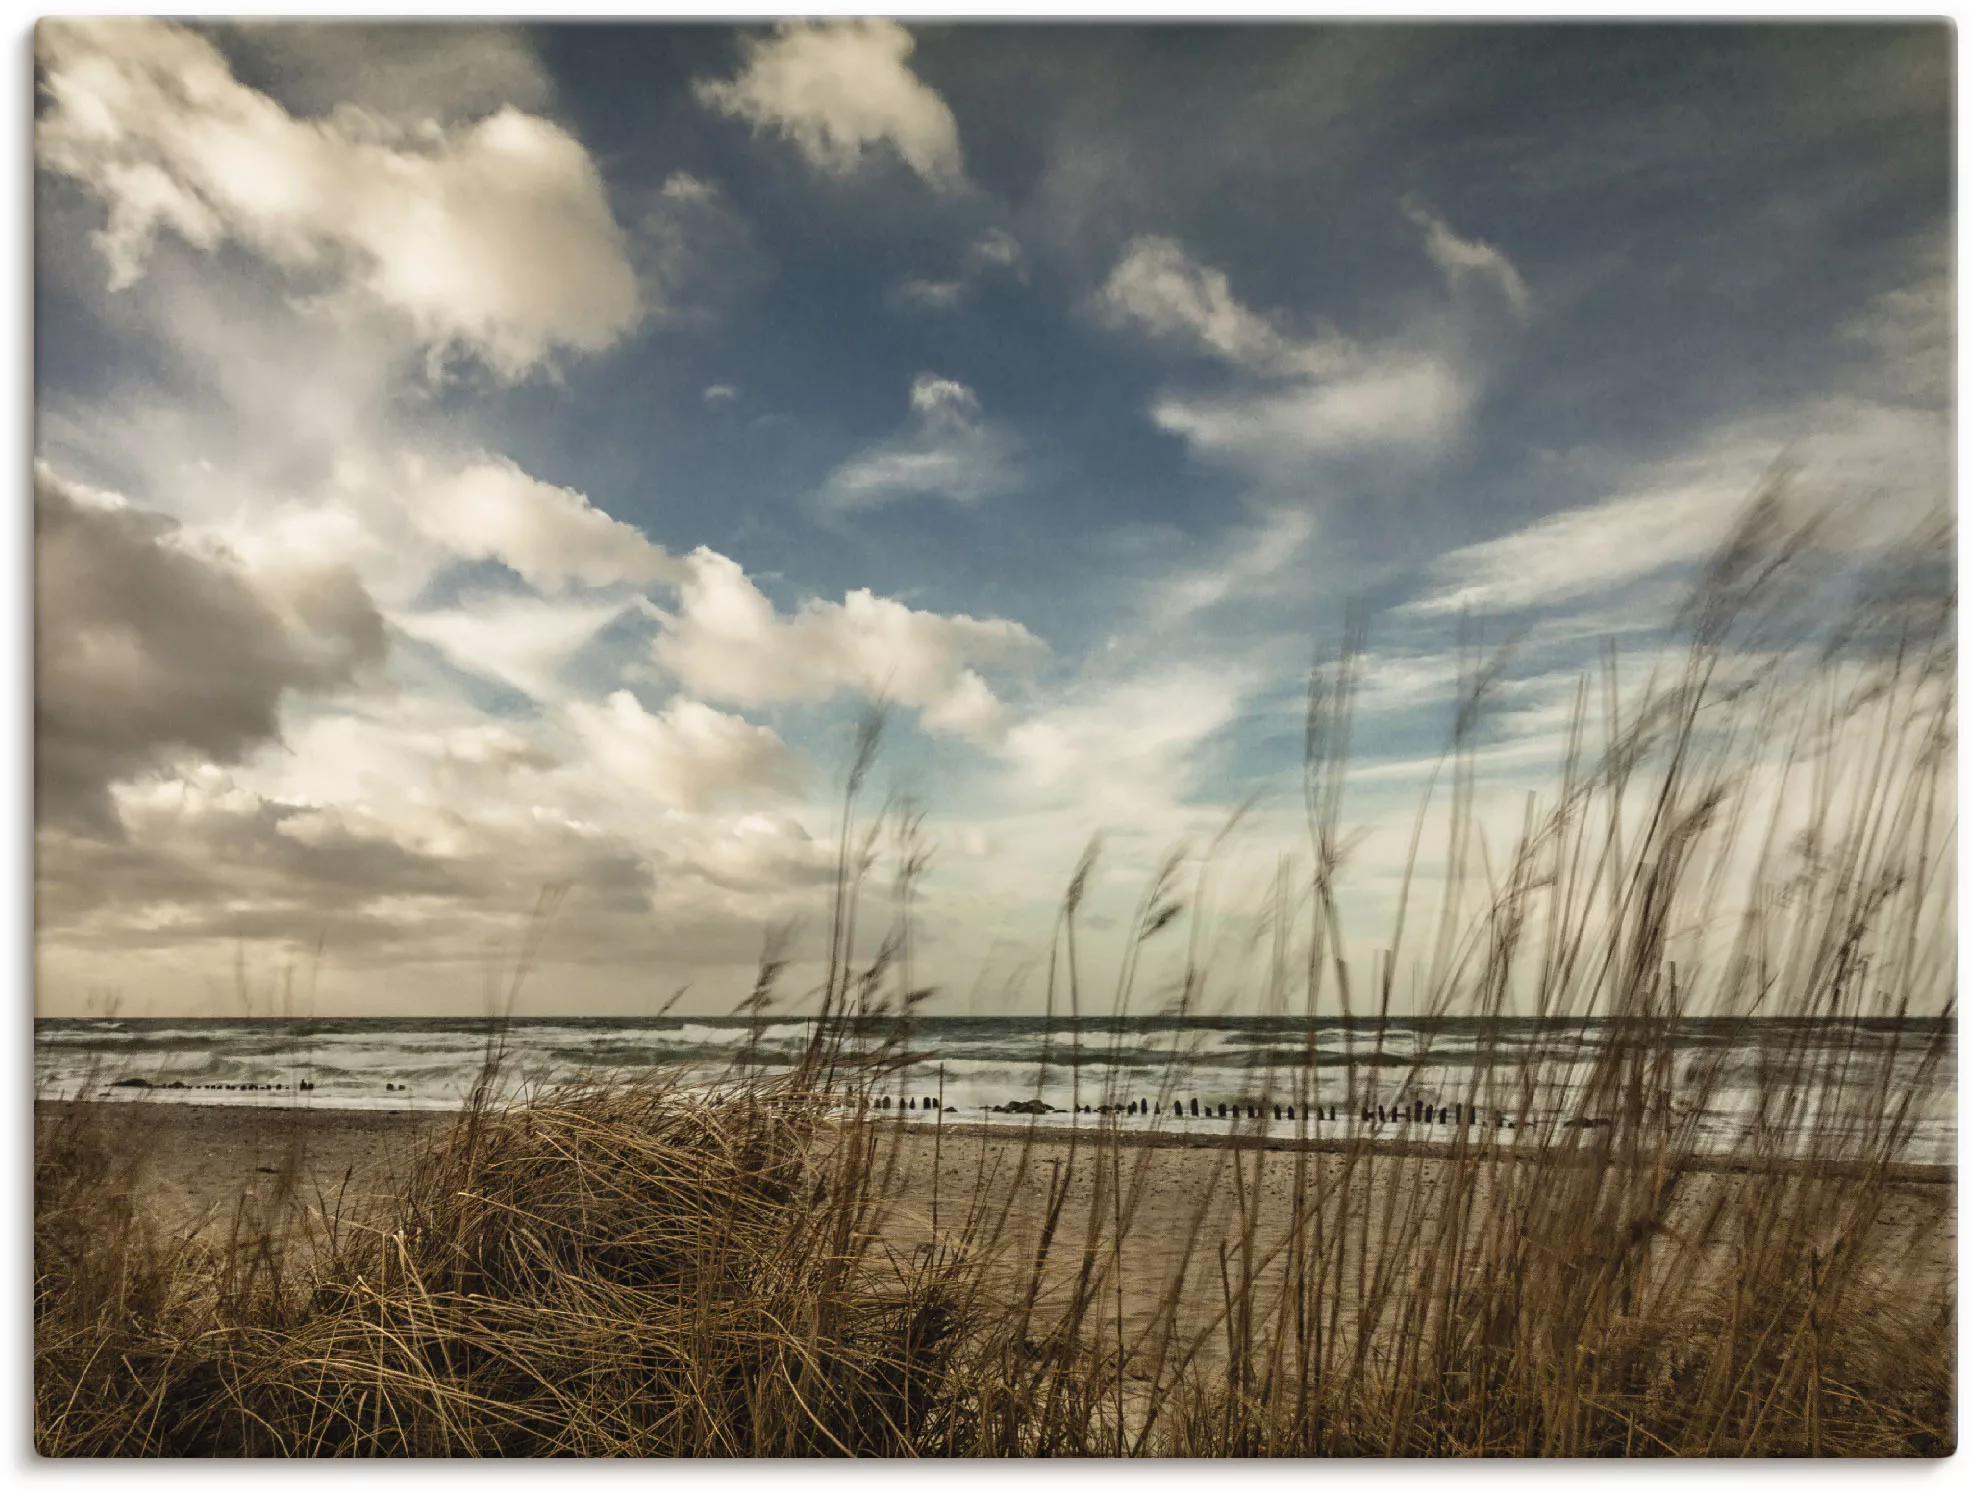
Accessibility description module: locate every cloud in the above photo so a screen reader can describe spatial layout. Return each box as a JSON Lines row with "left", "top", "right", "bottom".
{"left": 392, "top": 593, "right": 629, "bottom": 704}
{"left": 212, "top": 21, "right": 555, "bottom": 125}
{"left": 1404, "top": 470, "right": 1753, "bottom": 620}
{"left": 37, "top": 18, "right": 642, "bottom": 377}
{"left": 632, "top": 172, "right": 762, "bottom": 324}
{"left": 1401, "top": 197, "right": 1531, "bottom": 317}
{"left": 1097, "top": 236, "right": 1344, "bottom": 377}
{"left": 1404, "top": 401, "right": 1951, "bottom": 620}
{"left": 818, "top": 373, "right": 1024, "bottom": 510}
{"left": 1154, "top": 506, "right": 1318, "bottom": 625}
{"left": 1838, "top": 234, "right": 1950, "bottom": 407}
{"left": 695, "top": 20, "right": 964, "bottom": 191}
{"left": 651, "top": 548, "right": 1046, "bottom": 740}
{"left": 406, "top": 457, "right": 686, "bottom": 593}
{"left": 999, "top": 667, "right": 1250, "bottom": 823}
{"left": 1150, "top": 355, "right": 1472, "bottom": 468}
{"left": 1097, "top": 234, "right": 1482, "bottom": 479}
{"left": 567, "top": 691, "right": 806, "bottom": 812}
{"left": 35, "top": 466, "right": 386, "bottom": 832}
{"left": 894, "top": 227, "right": 1026, "bottom": 311}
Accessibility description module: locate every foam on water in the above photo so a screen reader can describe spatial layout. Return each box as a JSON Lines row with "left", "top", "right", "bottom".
{"left": 32, "top": 1015, "right": 1954, "bottom": 1165}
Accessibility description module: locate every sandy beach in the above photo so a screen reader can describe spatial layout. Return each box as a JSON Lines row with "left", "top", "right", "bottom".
{"left": 36, "top": 1093, "right": 1958, "bottom": 1454}
{"left": 47, "top": 1098, "right": 1954, "bottom": 1327}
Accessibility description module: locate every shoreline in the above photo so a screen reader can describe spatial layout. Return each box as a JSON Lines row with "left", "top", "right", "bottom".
{"left": 39, "top": 1097, "right": 1955, "bottom": 1205}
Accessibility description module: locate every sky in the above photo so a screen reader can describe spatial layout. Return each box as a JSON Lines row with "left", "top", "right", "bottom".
{"left": 31, "top": 20, "right": 1953, "bottom": 1019}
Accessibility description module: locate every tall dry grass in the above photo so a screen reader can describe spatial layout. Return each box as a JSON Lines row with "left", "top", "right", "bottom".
{"left": 35, "top": 484, "right": 1954, "bottom": 1455}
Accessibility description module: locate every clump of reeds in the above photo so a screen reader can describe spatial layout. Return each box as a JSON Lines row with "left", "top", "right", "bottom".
{"left": 36, "top": 1073, "right": 976, "bottom": 1455}
{"left": 35, "top": 478, "right": 1955, "bottom": 1456}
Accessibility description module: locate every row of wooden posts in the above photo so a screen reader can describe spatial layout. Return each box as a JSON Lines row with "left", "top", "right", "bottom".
{"left": 872, "top": 1095, "right": 1511, "bottom": 1126}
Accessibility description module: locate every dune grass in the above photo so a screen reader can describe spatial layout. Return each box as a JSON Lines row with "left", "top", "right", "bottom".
{"left": 34, "top": 486, "right": 1955, "bottom": 1456}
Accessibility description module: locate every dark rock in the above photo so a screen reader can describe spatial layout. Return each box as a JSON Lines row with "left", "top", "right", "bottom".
{"left": 992, "top": 1098, "right": 1057, "bottom": 1115}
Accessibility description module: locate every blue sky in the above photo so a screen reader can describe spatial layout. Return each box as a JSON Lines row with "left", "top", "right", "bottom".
{"left": 32, "top": 20, "right": 1952, "bottom": 1017}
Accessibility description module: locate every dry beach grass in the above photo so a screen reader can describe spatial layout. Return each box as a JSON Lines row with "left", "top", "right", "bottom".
{"left": 34, "top": 487, "right": 1957, "bottom": 1455}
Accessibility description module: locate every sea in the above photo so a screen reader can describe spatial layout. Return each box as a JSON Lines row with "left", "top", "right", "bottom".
{"left": 32, "top": 1015, "right": 1956, "bottom": 1166}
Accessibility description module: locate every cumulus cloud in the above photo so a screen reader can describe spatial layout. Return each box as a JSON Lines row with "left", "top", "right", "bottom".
{"left": 818, "top": 373, "right": 1024, "bottom": 511}
{"left": 695, "top": 20, "right": 964, "bottom": 190}
{"left": 1097, "top": 234, "right": 1481, "bottom": 478}
{"left": 567, "top": 691, "right": 805, "bottom": 811}
{"left": 406, "top": 457, "right": 686, "bottom": 592}
{"left": 651, "top": 548, "right": 1046, "bottom": 740}
{"left": 37, "top": 18, "right": 642, "bottom": 377}
{"left": 35, "top": 466, "right": 386, "bottom": 832}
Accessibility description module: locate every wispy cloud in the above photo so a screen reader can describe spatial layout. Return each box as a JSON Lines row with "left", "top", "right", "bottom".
{"left": 893, "top": 228, "right": 1026, "bottom": 311}
{"left": 1402, "top": 197, "right": 1531, "bottom": 318}
{"left": 1096, "top": 218, "right": 1518, "bottom": 480}
{"left": 818, "top": 373, "right": 1024, "bottom": 511}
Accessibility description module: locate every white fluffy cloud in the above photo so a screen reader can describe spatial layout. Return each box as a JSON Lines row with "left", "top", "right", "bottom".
{"left": 567, "top": 691, "right": 805, "bottom": 811}
{"left": 37, "top": 18, "right": 642, "bottom": 377}
{"left": 1097, "top": 231, "right": 1492, "bottom": 477}
{"left": 407, "top": 457, "right": 686, "bottom": 592}
{"left": 651, "top": 548, "right": 1046, "bottom": 740}
{"left": 695, "top": 20, "right": 964, "bottom": 190}
{"left": 818, "top": 373, "right": 1023, "bottom": 510}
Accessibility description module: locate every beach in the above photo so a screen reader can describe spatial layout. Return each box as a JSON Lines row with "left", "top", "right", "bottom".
{"left": 51, "top": 1098, "right": 1955, "bottom": 1303}
{"left": 36, "top": 1092, "right": 1958, "bottom": 1454}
